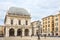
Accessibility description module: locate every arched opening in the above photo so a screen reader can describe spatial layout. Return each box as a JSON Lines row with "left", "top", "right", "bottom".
{"left": 56, "top": 33, "right": 58, "bottom": 36}
{"left": 9, "top": 28, "right": 15, "bottom": 36}
{"left": 48, "top": 34, "right": 50, "bottom": 36}
{"left": 17, "top": 29, "right": 22, "bottom": 36}
{"left": 36, "top": 30, "right": 38, "bottom": 36}
{"left": 25, "top": 29, "right": 29, "bottom": 36}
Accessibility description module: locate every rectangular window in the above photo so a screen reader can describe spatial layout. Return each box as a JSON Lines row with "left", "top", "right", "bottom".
{"left": 52, "top": 20, "right": 54, "bottom": 23}
{"left": 52, "top": 28, "right": 54, "bottom": 31}
{"left": 26, "top": 20, "right": 28, "bottom": 25}
{"left": 55, "top": 18, "right": 58, "bottom": 21}
{"left": 56, "top": 23, "right": 58, "bottom": 26}
{"left": 45, "top": 22, "right": 47, "bottom": 24}
{"left": 48, "top": 24, "right": 50, "bottom": 27}
{"left": 45, "top": 25, "right": 47, "bottom": 27}
{"left": 48, "top": 17, "right": 50, "bottom": 20}
{"left": 48, "top": 28, "right": 50, "bottom": 32}
{"left": 55, "top": 23, "right": 58, "bottom": 26}
{"left": 48, "top": 21, "right": 50, "bottom": 23}
{"left": 19, "top": 20, "right": 21, "bottom": 25}
{"left": 55, "top": 27, "right": 58, "bottom": 32}
{"left": 11, "top": 19, "right": 13, "bottom": 25}
{"left": 45, "top": 18, "right": 47, "bottom": 20}
{"left": 52, "top": 24, "right": 54, "bottom": 27}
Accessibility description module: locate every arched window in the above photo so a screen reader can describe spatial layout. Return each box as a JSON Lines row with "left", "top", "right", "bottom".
{"left": 25, "top": 29, "right": 29, "bottom": 36}
{"left": 26, "top": 20, "right": 28, "bottom": 25}
{"left": 17, "top": 29, "right": 22, "bottom": 36}
{"left": 48, "top": 34, "right": 50, "bottom": 36}
{"left": 9, "top": 28, "right": 15, "bottom": 36}
{"left": 11, "top": 19, "right": 13, "bottom": 25}
{"left": 18, "top": 20, "right": 21, "bottom": 25}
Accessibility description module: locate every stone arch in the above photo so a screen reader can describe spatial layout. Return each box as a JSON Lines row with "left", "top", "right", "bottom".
{"left": 56, "top": 33, "right": 58, "bottom": 36}
{"left": 25, "top": 29, "right": 29, "bottom": 36}
{"left": 17, "top": 29, "right": 22, "bottom": 36}
{"left": 9, "top": 28, "right": 15, "bottom": 36}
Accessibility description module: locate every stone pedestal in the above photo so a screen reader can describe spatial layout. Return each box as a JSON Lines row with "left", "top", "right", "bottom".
{"left": 6, "top": 28, "right": 9, "bottom": 37}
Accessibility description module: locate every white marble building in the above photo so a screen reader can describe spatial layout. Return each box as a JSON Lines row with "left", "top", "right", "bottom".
{"left": 4, "top": 7, "right": 32, "bottom": 37}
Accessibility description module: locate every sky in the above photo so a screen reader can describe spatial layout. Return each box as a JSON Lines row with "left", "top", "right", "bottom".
{"left": 0, "top": 0, "right": 60, "bottom": 25}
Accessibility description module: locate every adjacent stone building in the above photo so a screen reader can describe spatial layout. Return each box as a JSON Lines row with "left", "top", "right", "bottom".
{"left": 31, "top": 20, "right": 42, "bottom": 36}
{"left": 54, "top": 12, "right": 60, "bottom": 36}
{"left": 42, "top": 15, "right": 54, "bottom": 36}
{"left": 42, "top": 11, "right": 60, "bottom": 37}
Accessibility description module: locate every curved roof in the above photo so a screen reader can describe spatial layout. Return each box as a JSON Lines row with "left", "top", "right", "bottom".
{"left": 8, "top": 7, "right": 30, "bottom": 15}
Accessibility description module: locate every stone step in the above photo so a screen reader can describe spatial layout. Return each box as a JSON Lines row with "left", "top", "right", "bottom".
{"left": 0, "top": 37, "right": 4, "bottom": 40}
{"left": 4, "top": 37, "right": 33, "bottom": 40}
{"left": 1, "top": 37, "right": 60, "bottom": 40}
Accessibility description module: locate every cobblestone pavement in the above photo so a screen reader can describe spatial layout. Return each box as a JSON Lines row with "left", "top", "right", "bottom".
{"left": 0, "top": 37, "right": 4, "bottom": 40}
{"left": 0, "top": 37, "right": 60, "bottom": 40}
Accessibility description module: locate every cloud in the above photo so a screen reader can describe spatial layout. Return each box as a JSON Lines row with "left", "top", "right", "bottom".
{"left": 0, "top": 0, "right": 60, "bottom": 24}
{"left": 0, "top": 1, "right": 16, "bottom": 25}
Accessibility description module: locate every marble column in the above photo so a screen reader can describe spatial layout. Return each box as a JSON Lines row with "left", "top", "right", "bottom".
{"left": 15, "top": 29, "right": 17, "bottom": 36}
{"left": 34, "top": 28, "right": 37, "bottom": 36}
{"left": 6, "top": 28, "right": 9, "bottom": 37}
{"left": 22, "top": 29, "right": 24, "bottom": 36}
{"left": 29, "top": 29, "right": 32, "bottom": 36}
